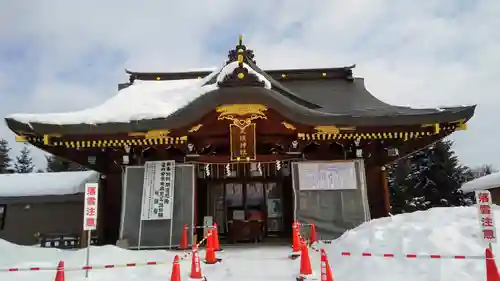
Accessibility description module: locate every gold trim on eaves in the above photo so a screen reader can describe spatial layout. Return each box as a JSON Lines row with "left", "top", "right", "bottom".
{"left": 19, "top": 135, "right": 188, "bottom": 148}
{"left": 298, "top": 130, "right": 449, "bottom": 141}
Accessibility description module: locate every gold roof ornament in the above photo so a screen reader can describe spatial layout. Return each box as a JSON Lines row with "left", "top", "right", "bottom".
{"left": 281, "top": 121, "right": 296, "bottom": 131}
{"left": 188, "top": 124, "right": 203, "bottom": 133}
{"left": 216, "top": 104, "right": 268, "bottom": 130}
{"left": 216, "top": 104, "right": 267, "bottom": 118}
{"left": 145, "top": 129, "right": 170, "bottom": 139}
{"left": 314, "top": 126, "right": 340, "bottom": 134}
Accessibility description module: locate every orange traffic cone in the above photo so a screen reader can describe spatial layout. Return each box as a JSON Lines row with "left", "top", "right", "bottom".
{"left": 486, "top": 248, "right": 500, "bottom": 281}
{"left": 204, "top": 229, "right": 219, "bottom": 264}
{"left": 290, "top": 221, "right": 301, "bottom": 259}
{"left": 54, "top": 260, "right": 65, "bottom": 281}
{"left": 320, "top": 249, "right": 334, "bottom": 281}
{"left": 190, "top": 244, "right": 203, "bottom": 279}
{"left": 180, "top": 224, "right": 189, "bottom": 250}
{"left": 298, "top": 241, "right": 313, "bottom": 278}
{"left": 292, "top": 221, "right": 298, "bottom": 247}
{"left": 213, "top": 223, "right": 221, "bottom": 251}
{"left": 309, "top": 224, "right": 318, "bottom": 246}
{"left": 206, "top": 228, "right": 213, "bottom": 249}
{"left": 171, "top": 255, "right": 181, "bottom": 281}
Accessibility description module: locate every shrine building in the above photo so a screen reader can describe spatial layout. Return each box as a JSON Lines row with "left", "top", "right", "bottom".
{"left": 4, "top": 36, "right": 475, "bottom": 248}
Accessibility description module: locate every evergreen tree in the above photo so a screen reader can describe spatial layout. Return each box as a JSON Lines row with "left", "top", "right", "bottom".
{"left": 388, "top": 139, "right": 473, "bottom": 213}
{"left": 0, "top": 139, "right": 13, "bottom": 173}
{"left": 46, "top": 154, "right": 87, "bottom": 172}
{"left": 388, "top": 158, "right": 414, "bottom": 214}
{"left": 15, "top": 146, "right": 35, "bottom": 173}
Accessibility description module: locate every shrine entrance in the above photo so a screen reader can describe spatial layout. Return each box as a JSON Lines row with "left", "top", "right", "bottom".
{"left": 194, "top": 160, "right": 296, "bottom": 244}
{"left": 205, "top": 181, "right": 287, "bottom": 243}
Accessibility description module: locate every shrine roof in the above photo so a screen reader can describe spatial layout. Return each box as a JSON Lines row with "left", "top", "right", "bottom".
{"left": 5, "top": 37, "right": 476, "bottom": 136}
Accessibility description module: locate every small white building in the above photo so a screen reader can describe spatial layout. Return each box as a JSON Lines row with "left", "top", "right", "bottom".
{"left": 0, "top": 171, "right": 98, "bottom": 246}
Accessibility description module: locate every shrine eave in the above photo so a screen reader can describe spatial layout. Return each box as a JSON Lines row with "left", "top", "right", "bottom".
{"left": 5, "top": 86, "right": 476, "bottom": 136}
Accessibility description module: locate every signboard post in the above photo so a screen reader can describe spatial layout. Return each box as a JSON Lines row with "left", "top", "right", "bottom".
{"left": 138, "top": 160, "right": 175, "bottom": 249}
{"left": 475, "top": 190, "right": 496, "bottom": 250}
{"left": 83, "top": 183, "right": 99, "bottom": 278}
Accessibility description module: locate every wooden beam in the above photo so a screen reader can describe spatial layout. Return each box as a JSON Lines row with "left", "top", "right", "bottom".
{"left": 41, "top": 146, "right": 108, "bottom": 173}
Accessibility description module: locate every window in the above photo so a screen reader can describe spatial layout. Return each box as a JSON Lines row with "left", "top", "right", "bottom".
{"left": 0, "top": 205, "right": 6, "bottom": 230}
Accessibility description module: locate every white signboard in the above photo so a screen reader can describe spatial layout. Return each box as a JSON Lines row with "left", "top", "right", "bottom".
{"left": 141, "top": 160, "right": 175, "bottom": 220}
{"left": 83, "top": 183, "right": 99, "bottom": 231}
{"left": 475, "top": 190, "right": 497, "bottom": 244}
{"left": 298, "top": 161, "right": 357, "bottom": 191}
{"left": 203, "top": 216, "right": 213, "bottom": 237}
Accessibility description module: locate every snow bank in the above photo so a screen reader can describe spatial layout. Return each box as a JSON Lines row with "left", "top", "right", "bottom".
{"left": 0, "top": 171, "right": 98, "bottom": 197}
{"left": 325, "top": 206, "right": 493, "bottom": 280}
{"left": 0, "top": 206, "right": 494, "bottom": 281}
{"left": 461, "top": 171, "right": 500, "bottom": 193}
{"left": 7, "top": 62, "right": 272, "bottom": 126}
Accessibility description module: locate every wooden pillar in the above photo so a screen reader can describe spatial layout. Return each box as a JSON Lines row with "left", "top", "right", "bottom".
{"left": 365, "top": 165, "right": 391, "bottom": 219}
{"left": 97, "top": 174, "right": 106, "bottom": 245}
{"left": 99, "top": 172, "right": 123, "bottom": 245}
{"left": 380, "top": 167, "right": 391, "bottom": 215}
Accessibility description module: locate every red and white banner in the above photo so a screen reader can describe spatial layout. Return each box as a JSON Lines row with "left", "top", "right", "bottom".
{"left": 475, "top": 190, "right": 497, "bottom": 244}
{"left": 83, "top": 183, "right": 99, "bottom": 231}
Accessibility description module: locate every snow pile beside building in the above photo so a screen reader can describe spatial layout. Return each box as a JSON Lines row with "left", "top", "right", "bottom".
{"left": 0, "top": 206, "right": 496, "bottom": 281}
{"left": 0, "top": 171, "right": 98, "bottom": 197}
{"left": 325, "top": 206, "right": 494, "bottom": 280}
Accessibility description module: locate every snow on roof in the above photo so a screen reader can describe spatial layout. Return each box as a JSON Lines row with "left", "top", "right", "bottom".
{"left": 129, "top": 66, "right": 219, "bottom": 73}
{"left": 460, "top": 171, "right": 500, "bottom": 193}
{"left": 0, "top": 171, "right": 98, "bottom": 197}
{"left": 216, "top": 61, "right": 272, "bottom": 89}
{"left": 8, "top": 62, "right": 272, "bottom": 126}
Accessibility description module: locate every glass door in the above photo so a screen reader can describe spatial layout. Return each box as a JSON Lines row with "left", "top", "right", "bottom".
{"left": 207, "top": 183, "right": 225, "bottom": 234}
{"left": 246, "top": 182, "right": 265, "bottom": 220}
{"left": 265, "top": 182, "right": 283, "bottom": 235}
{"left": 225, "top": 183, "right": 244, "bottom": 224}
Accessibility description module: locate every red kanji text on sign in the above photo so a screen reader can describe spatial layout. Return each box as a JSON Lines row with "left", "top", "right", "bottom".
{"left": 478, "top": 193, "right": 490, "bottom": 204}
{"left": 86, "top": 218, "right": 96, "bottom": 228}
{"left": 483, "top": 229, "right": 496, "bottom": 241}
{"left": 87, "top": 187, "right": 97, "bottom": 196}
{"left": 87, "top": 197, "right": 97, "bottom": 206}
{"left": 480, "top": 205, "right": 491, "bottom": 215}
{"left": 86, "top": 207, "right": 97, "bottom": 217}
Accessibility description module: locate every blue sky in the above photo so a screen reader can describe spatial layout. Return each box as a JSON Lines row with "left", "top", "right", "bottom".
{"left": 1, "top": 0, "right": 499, "bottom": 170}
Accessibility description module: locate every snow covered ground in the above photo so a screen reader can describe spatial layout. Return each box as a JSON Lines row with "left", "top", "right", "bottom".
{"left": 0, "top": 206, "right": 495, "bottom": 281}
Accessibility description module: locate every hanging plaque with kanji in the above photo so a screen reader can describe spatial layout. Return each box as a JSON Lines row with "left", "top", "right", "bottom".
{"left": 229, "top": 123, "right": 256, "bottom": 161}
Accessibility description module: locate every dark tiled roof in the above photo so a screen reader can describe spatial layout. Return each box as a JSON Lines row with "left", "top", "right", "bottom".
{"left": 4, "top": 43, "right": 475, "bottom": 135}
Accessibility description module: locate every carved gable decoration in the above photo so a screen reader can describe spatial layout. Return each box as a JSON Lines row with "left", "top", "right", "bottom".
{"left": 216, "top": 104, "right": 267, "bottom": 130}
{"left": 217, "top": 65, "right": 267, "bottom": 88}
{"left": 226, "top": 35, "right": 256, "bottom": 65}
{"left": 218, "top": 35, "right": 267, "bottom": 88}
